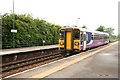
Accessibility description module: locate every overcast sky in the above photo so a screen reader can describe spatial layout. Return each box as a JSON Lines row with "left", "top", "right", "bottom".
{"left": 0, "top": 0, "right": 119, "bottom": 35}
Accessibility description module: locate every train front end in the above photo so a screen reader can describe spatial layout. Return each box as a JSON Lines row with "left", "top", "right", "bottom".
{"left": 58, "top": 27, "right": 80, "bottom": 55}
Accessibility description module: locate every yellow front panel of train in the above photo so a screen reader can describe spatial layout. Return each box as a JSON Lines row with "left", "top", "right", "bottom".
{"left": 59, "top": 39, "right": 64, "bottom": 49}
{"left": 66, "top": 32, "right": 71, "bottom": 50}
{"left": 74, "top": 40, "right": 80, "bottom": 50}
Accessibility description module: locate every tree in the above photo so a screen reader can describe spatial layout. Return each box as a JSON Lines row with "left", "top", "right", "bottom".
{"left": 96, "top": 26, "right": 114, "bottom": 36}
{"left": 104, "top": 27, "right": 114, "bottom": 36}
{"left": 82, "top": 25, "right": 87, "bottom": 29}
{"left": 96, "top": 26, "right": 105, "bottom": 32}
{"left": 96, "top": 26, "right": 117, "bottom": 42}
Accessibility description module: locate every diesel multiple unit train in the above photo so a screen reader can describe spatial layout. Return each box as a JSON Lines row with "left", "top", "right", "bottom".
{"left": 58, "top": 27, "right": 109, "bottom": 55}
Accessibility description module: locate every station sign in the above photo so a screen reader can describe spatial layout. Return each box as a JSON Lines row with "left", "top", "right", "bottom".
{"left": 43, "top": 40, "right": 45, "bottom": 43}
{"left": 11, "top": 29, "right": 17, "bottom": 33}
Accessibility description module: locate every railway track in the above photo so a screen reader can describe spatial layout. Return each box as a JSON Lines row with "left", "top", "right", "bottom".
{"left": 1, "top": 43, "right": 112, "bottom": 78}
{"left": 1, "top": 50, "right": 64, "bottom": 78}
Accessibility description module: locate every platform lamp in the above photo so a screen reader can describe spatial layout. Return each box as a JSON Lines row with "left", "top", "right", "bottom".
{"left": 76, "top": 18, "right": 80, "bottom": 27}
{"left": 11, "top": 0, "right": 17, "bottom": 48}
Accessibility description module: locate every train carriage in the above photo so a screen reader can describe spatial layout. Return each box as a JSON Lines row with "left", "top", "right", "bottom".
{"left": 58, "top": 27, "right": 109, "bottom": 55}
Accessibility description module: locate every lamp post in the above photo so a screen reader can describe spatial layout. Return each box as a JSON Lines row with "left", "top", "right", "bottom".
{"left": 76, "top": 18, "right": 80, "bottom": 27}
{"left": 0, "top": 14, "right": 2, "bottom": 49}
{"left": 11, "top": 0, "right": 17, "bottom": 48}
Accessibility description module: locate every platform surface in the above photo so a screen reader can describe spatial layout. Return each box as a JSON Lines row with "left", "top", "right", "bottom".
{"left": 46, "top": 42, "right": 118, "bottom": 78}
{"left": 1, "top": 45, "right": 58, "bottom": 56}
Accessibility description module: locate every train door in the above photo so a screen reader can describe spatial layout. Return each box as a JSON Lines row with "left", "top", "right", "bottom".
{"left": 83, "top": 32, "right": 86, "bottom": 50}
{"left": 65, "top": 31, "right": 72, "bottom": 50}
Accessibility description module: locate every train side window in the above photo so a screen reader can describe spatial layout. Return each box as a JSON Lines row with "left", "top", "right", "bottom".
{"left": 91, "top": 35, "right": 94, "bottom": 40}
{"left": 94, "top": 35, "right": 96, "bottom": 40}
{"left": 96, "top": 35, "right": 97, "bottom": 40}
{"left": 97, "top": 35, "right": 99, "bottom": 40}
{"left": 95, "top": 35, "right": 97, "bottom": 40}
{"left": 97, "top": 35, "right": 98, "bottom": 40}
{"left": 60, "top": 31, "right": 64, "bottom": 40}
{"left": 74, "top": 29, "right": 80, "bottom": 39}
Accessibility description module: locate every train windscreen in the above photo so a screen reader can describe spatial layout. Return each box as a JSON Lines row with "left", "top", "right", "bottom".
{"left": 74, "top": 29, "right": 80, "bottom": 39}
{"left": 60, "top": 30, "right": 64, "bottom": 40}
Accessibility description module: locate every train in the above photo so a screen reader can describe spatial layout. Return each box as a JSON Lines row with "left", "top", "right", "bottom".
{"left": 58, "top": 27, "right": 109, "bottom": 55}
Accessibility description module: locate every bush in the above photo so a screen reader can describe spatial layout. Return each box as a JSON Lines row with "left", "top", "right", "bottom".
{"left": 2, "top": 14, "right": 61, "bottom": 49}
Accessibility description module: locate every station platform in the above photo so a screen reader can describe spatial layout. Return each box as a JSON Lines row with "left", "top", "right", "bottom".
{"left": 46, "top": 42, "right": 118, "bottom": 78}
{"left": 4, "top": 42, "right": 118, "bottom": 79}
{"left": 1, "top": 45, "right": 58, "bottom": 56}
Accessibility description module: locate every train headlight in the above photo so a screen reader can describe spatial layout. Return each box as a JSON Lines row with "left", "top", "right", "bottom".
{"left": 60, "top": 42, "right": 64, "bottom": 45}
{"left": 74, "top": 42, "right": 79, "bottom": 46}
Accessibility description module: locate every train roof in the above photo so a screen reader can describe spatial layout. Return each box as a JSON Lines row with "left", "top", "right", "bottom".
{"left": 79, "top": 27, "right": 109, "bottom": 35}
{"left": 60, "top": 27, "right": 80, "bottom": 30}
{"left": 60, "top": 27, "right": 109, "bottom": 36}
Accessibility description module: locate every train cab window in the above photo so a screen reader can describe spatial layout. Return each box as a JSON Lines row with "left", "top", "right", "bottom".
{"left": 60, "top": 30, "right": 64, "bottom": 40}
{"left": 74, "top": 29, "right": 80, "bottom": 39}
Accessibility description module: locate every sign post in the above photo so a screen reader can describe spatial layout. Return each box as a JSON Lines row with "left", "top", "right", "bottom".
{"left": 43, "top": 40, "right": 45, "bottom": 46}
{"left": 11, "top": 29, "right": 17, "bottom": 48}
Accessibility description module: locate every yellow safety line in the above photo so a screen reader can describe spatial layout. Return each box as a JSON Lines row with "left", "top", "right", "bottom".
{"left": 32, "top": 42, "right": 118, "bottom": 78}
